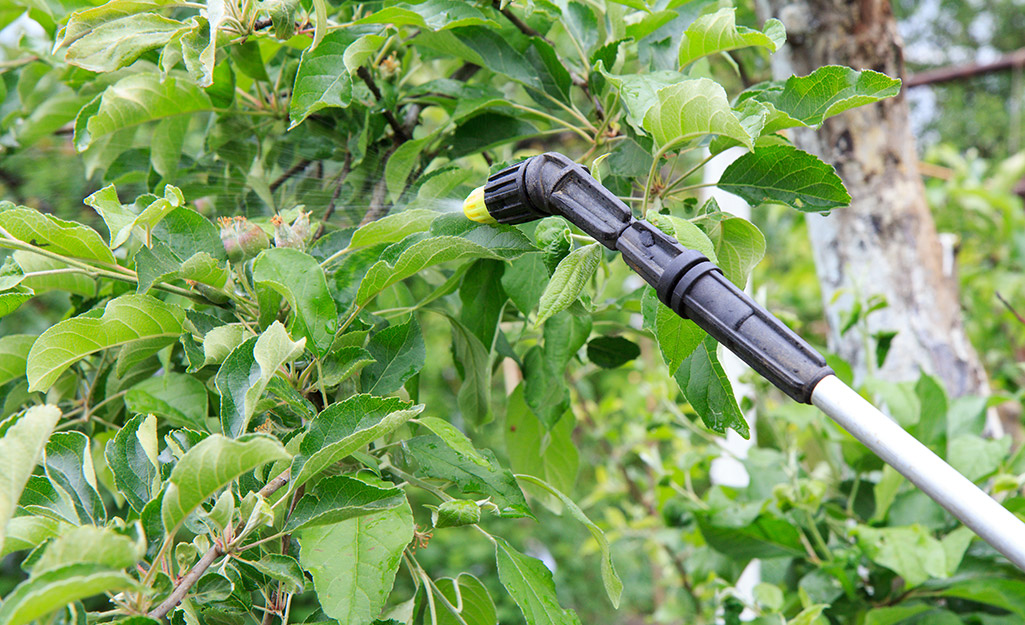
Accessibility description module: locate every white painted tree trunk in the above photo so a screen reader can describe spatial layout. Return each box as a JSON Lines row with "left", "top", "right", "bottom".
{"left": 755, "top": 0, "right": 989, "bottom": 399}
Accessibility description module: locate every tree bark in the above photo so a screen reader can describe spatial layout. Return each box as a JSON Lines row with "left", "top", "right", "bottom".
{"left": 754, "top": 0, "right": 988, "bottom": 398}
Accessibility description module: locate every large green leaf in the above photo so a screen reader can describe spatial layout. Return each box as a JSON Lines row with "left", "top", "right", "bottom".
{"left": 493, "top": 536, "right": 582, "bottom": 625}
{"left": 435, "top": 574, "right": 497, "bottom": 625}
{"left": 289, "top": 31, "right": 356, "bottom": 129}
{"left": 161, "top": 433, "right": 291, "bottom": 536}
{"left": 104, "top": 414, "right": 159, "bottom": 513}
{"left": 0, "top": 563, "right": 136, "bottom": 625}
{"left": 0, "top": 405, "right": 60, "bottom": 556}
{"left": 74, "top": 74, "right": 213, "bottom": 151}
{"left": 124, "top": 372, "right": 208, "bottom": 430}
{"left": 30, "top": 524, "right": 145, "bottom": 575}
{"left": 290, "top": 395, "right": 424, "bottom": 490}
{"left": 416, "top": 416, "right": 488, "bottom": 467}
{"left": 64, "top": 13, "right": 186, "bottom": 72}
{"left": 353, "top": 0, "right": 496, "bottom": 31}
{"left": 361, "top": 317, "right": 426, "bottom": 396}
{"left": 678, "top": 8, "right": 785, "bottom": 67}
{"left": 523, "top": 311, "right": 591, "bottom": 429}
{"left": 852, "top": 525, "right": 947, "bottom": 588}
{"left": 405, "top": 435, "right": 533, "bottom": 518}
{"left": 702, "top": 211, "right": 767, "bottom": 287}
{"left": 56, "top": 0, "right": 179, "bottom": 49}
{"left": 216, "top": 322, "right": 306, "bottom": 438}
{"left": 356, "top": 225, "right": 535, "bottom": 306}
{"left": 26, "top": 294, "right": 184, "bottom": 392}
{"left": 1, "top": 517, "right": 67, "bottom": 559}
{"left": 936, "top": 577, "right": 1025, "bottom": 619}
{"left": 717, "top": 144, "right": 850, "bottom": 212}
{"left": 285, "top": 475, "right": 405, "bottom": 531}
{"left": 0, "top": 203, "right": 116, "bottom": 265}
{"left": 516, "top": 475, "right": 622, "bottom": 608}
{"left": 536, "top": 244, "right": 601, "bottom": 325}
{"left": 505, "top": 385, "right": 578, "bottom": 501}
{"left": 252, "top": 248, "right": 336, "bottom": 356}
{"left": 448, "top": 316, "right": 492, "bottom": 426}
{"left": 348, "top": 209, "right": 439, "bottom": 250}
{"left": 598, "top": 65, "right": 687, "bottom": 130}
{"left": 297, "top": 494, "right": 413, "bottom": 625}
{"left": 642, "top": 79, "right": 753, "bottom": 152}
{"left": 44, "top": 432, "right": 105, "bottom": 525}
{"left": 0, "top": 335, "right": 35, "bottom": 387}
{"left": 739, "top": 66, "right": 902, "bottom": 134}
{"left": 674, "top": 336, "right": 748, "bottom": 437}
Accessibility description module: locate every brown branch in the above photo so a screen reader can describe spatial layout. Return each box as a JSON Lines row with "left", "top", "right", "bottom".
{"left": 313, "top": 154, "right": 352, "bottom": 240}
{"left": 905, "top": 48, "right": 1025, "bottom": 88}
{"left": 493, "top": 0, "right": 545, "bottom": 40}
{"left": 997, "top": 291, "right": 1025, "bottom": 327}
{"left": 147, "top": 469, "right": 292, "bottom": 620}
{"left": 270, "top": 159, "right": 312, "bottom": 193}
{"left": 359, "top": 170, "right": 392, "bottom": 227}
{"left": 356, "top": 66, "right": 410, "bottom": 143}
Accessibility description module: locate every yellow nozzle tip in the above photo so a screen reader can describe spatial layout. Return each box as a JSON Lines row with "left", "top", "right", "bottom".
{"left": 463, "top": 186, "right": 495, "bottom": 224}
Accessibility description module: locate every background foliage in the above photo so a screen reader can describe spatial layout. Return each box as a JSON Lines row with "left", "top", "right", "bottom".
{"left": 0, "top": 1, "right": 1024, "bottom": 625}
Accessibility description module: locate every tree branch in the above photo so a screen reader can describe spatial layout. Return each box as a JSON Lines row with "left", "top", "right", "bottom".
{"left": 492, "top": 0, "right": 545, "bottom": 40}
{"left": 905, "top": 48, "right": 1025, "bottom": 87}
{"left": 356, "top": 66, "right": 410, "bottom": 143}
{"left": 270, "top": 159, "right": 312, "bottom": 193}
{"left": 147, "top": 469, "right": 292, "bottom": 620}
{"left": 359, "top": 170, "right": 392, "bottom": 227}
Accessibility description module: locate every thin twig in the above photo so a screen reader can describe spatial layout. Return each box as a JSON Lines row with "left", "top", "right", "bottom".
{"left": 359, "top": 162, "right": 394, "bottom": 226}
{"left": 270, "top": 159, "right": 312, "bottom": 193}
{"left": 314, "top": 155, "right": 352, "bottom": 240}
{"left": 147, "top": 469, "right": 292, "bottom": 620}
{"left": 997, "top": 291, "right": 1025, "bottom": 326}
{"left": 492, "top": 0, "right": 545, "bottom": 40}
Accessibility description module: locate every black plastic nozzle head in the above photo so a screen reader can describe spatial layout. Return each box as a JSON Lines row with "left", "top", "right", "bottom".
{"left": 480, "top": 158, "right": 550, "bottom": 224}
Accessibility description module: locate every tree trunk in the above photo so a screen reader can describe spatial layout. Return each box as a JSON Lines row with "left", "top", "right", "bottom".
{"left": 754, "top": 0, "right": 988, "bottom": 398}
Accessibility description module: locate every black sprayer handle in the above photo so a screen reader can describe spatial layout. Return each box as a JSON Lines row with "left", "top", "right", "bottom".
{"left": 481, "top": 152, "right": 833, "bottom": 403}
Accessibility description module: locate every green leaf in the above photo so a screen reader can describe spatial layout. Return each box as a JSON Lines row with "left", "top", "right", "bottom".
{"left": 356, "top": 225, "right": 535, "bottom": 306}
{"left": 361, "top": 318, "right": 426, "bottom": 396}
{"left": 104, "top": 414, "right": 159, "bottom": 512}
{"left": 701, "top": 209, "right": 766, "bottom": 287}
{"left": 238, "top": 554, "right": 305, "bottom": 594}
{"left": 740, "top": 66, "right": 902, "bottom": 134}
{"left": 674, "top": 336, "right": 748, "bottom": 437}
{"left": 416, "top": 416, "right": 488, "bottom": 466}
{"left": 717, "top": 144, "right": 850, "bottom": 212}
{"left": 0, "top": 563, "right": 136, "bottom": 625}
{"left": 449, "top": 316, "right": 492, "bottom": 426}
{"left": 2, "top": 517, "right": 66, "bottom": 558}
{"left": 0, "top": 287, "right": 33, "bottom": 319}
{"left": 83, "top": 185, "right": 137, "bottom": 248}
{"left": 285, "top": 474, "right": 405, "bottom": 531}
{"left": 161, "top": 433, "right": 290, "bottom": 536}
{"left": 863, "top": 604, "right": 933, "bottom": 625}
{"left": 505, "top": 385, "right": 578, "bottom": 502}
{"left": 297, "top": 495, "right": 413, "bottom": 625}
{"left": 852, "top": 524, "right": 947, "bottom": 588}
{"left": 74, "top": 74, "right": 213, "bottom": 151}
{"left": 217, "top": 322, "right": 306, "bottom": 438}
{"left": 349, "top": 209, "right": 439, "bottom": 250}
{"left": 30, "top": 524, "right": 144, "bottom": 575}
{"left": 64, "top": 13, "right": 186, "bottom": 72}
{"left": 936, "top": 578, "right": 1025, "bottom": 619}
{"left": 353, "top": 1, "right": 496, "bottom": 31}
{"left": 125, "top": 372, "right": 208, "bottom": 430}
{"left": 290, "top": 395, "right": 424, "bottom": 490}
{"left": 0, "top": 335, "right": 35, "bottom": 386}
{"left": 316, "top": 346, "right": 375, "bottom": 390}
{"left": 56, "top": 0, "right": 179, "bottom": 49}
{"left": 642, "top": 79, "right": 753, "bottom": 152}
{"left": 947, "top": 434, "right": 1010, "bottom": 482}
{"left": 343, "top": 34, "right": 387, "bottom": 73}
{"left": 642, "top": 288, "right": 706, "bottom": 374}
{"left": 501, "top": 253, "right": 547, "bottom": 315}
{"left": 597, "top": 65, "right": 688, "bottom": 131}
{"left": 435, "top": 574, "right": 497, "bottom": 625}
{"left": 26, "top": 294, "right": 184, "bottom": 392}
{"left": 405, "top": 435, "right": 533, "bottom": 518}
{"left": 523, "top": 311, "right": 591, "bottom": 428}
{"left": 493, "top": 536, "right": 582, "bottom": 625}
{"left": 536, "top": 243, "right": 601, "bottom": 326}
{"left": 586, "top": 336, "right": 640, "bottom": 369}
{"left": 0, "top": 204, "right": 116, "bottom": 265}
{"left": 386, "top": 135, "right": 433, "bottom": 202}
{"left": 289, "top": 31, "right": 355, "bottom": 129}
{"left": 252, "top": 248, "right": 336, "bottom": 356}
{"left": 44, "top": 432, "right": 105, "bottom": 525}
{"left": 516, "top": 475, "right": 622, "bottom": 608}
{"left": 678, "top": 8, "right": 785, "bottom": 68}
{"left": 0, "top": 405, "right": 60, "bottom": 556}
{"left": 13, "top": 252, "right": 93, "bottom": 297}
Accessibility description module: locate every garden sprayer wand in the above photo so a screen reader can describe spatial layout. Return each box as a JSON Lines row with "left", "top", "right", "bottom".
{"left": 463, "top": 152, "right": 1025, "bottom": 571}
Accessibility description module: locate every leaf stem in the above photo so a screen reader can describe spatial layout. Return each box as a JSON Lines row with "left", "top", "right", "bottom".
{"left": 508, "top": 104, "right": 593, "bottom": 143}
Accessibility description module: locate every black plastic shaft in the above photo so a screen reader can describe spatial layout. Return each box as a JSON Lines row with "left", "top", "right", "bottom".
{"left": 482, "top": 152, "right": 833, "bottom": 404}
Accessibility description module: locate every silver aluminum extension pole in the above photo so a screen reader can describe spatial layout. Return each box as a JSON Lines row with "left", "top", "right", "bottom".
{"left": 812, "top": 375, "right": 1025, "bottom": 570}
